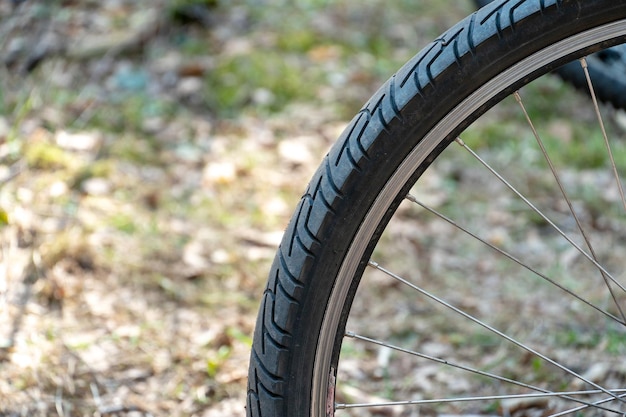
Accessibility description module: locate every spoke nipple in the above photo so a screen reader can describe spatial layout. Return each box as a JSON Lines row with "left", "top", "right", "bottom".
{"left": 405, "top": 193, "right": 417, "bottom": 203}
{"left": 455, "top": 137, "right": 465, "bottom": 147}
{"left": 345, "top": 331, "right": 356, "bottom": 338}
{"left": 579, "top": 57, "right": 588, "bottom": 69}
{"left": 368, "top": 260, "right": 379, "bottom": 268}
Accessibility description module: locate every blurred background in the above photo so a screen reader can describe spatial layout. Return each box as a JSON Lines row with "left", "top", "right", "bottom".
{"left": 0, "top": 0, "right": 485, "bottom": 415}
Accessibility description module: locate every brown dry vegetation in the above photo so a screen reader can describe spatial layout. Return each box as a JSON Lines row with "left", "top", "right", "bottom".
{"left": 5, "top": 1, "right": 626, "bottom": 417}
{"left": 0, "top": 0, "right": 471, "bottom": 416}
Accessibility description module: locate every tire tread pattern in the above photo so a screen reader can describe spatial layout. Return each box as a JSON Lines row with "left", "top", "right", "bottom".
{"left": 246, "top": 1, "right": 585, "bottom": 415}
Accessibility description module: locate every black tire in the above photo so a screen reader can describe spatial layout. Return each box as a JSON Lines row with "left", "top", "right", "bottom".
{"left": 474, "top": 0, "right": 626, "bottom": 109}
{"left": 247, "top": 1, "right": 626, "bottom": 416}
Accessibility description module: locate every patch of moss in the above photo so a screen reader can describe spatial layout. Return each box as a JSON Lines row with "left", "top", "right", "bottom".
{"left": 24, "top": 141, "right": 76, "bottom": 170}
{"left": 109, "top": 213, "right": 138, "bottom": 234}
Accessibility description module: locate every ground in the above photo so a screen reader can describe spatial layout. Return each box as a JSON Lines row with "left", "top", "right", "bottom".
{"left": 3, "top": 1, "right": 624, "bottom": 417}
{"left": 0, "top": 1, "right": 471, "bottom": 416}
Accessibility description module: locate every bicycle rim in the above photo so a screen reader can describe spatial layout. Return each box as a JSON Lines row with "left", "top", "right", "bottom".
{"left": 315, "top": 20, "right": 626, "bottom": 417}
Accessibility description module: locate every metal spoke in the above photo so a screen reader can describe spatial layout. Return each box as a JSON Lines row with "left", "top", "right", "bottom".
{"left": 454, "top": 137, "right": 626, "bottom": 295}
{"left": 367, "top": 260, "right": 624, "bottom": 403}
{"left": 514, "top": 90, "right": 626, "bottom": 323}
{"left": 336, "top": 390, "right": 626, "bottom": 411}
{"left": 405, "top": 194, "right": 625, "bottom": 325}
{"left": 580, "top": 57, "right": 626, "bottom": 212}
{"left": 342, "top": 331, "right": 624, "bottom": 414}
{"left": 548, "top": 391, "right": 626, "bottom": 417}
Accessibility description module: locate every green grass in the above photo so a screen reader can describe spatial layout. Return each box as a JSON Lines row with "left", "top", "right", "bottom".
{"left": 553, "top": 326, "right": 626, "bottom": 354}
{"left": 199, "top": 0, "right": 470, "bottom": 117}
{"left": 205, "top": 50, "right": 316, "bottom": 115}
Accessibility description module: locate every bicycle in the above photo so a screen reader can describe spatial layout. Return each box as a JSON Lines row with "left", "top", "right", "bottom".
{"left": 474, "top": 0, "right": 626, "bottom": 109}
{"left": 247, "top": 1, "right": 626, "bottom": 416}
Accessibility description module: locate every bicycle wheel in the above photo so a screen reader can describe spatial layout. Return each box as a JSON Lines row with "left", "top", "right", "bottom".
{"left": 247, "top": 1, "right": 626, "bottom": 416}
{"left": 474, "top": 0, "right": 626, "bottom": 110}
